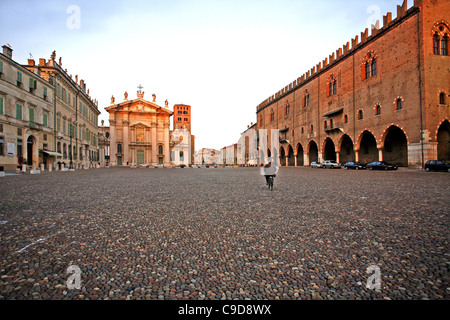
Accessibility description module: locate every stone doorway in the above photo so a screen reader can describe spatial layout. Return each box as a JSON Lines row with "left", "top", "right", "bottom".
{"left": 437, "top": 120, "right": 450, "bottom": 161}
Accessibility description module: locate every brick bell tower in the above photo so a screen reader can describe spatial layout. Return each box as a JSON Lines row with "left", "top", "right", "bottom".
{"left": 173, "top": 104, "right": 192, "bottom": 133}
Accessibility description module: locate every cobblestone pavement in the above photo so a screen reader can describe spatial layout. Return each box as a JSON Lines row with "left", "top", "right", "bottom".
{"left": 0, "top": 167, "right": 448, "bottom": 300}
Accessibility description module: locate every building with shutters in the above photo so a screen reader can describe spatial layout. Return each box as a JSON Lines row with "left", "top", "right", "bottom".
{"left": 0, "top": 45, "right": 55, "bottom": 171}
{"left": 24, "top": 50, "right": 101, "bottom": 169}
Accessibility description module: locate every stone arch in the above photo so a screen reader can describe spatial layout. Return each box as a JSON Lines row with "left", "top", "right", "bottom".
{"left": 308, "top": 140, "right": 319, "bottom": 163}
{"left": 358, "top": 130, "right": 378, "bottom": 164}
{"left": 322, "top": 137, "right": 337, "bottom": 161}
{"left": 381, "top": 125, "right": 409, "bottom": 167}
{"left": 287, "top": 144, "right": 295, "bottom": 166}
{"left": 296, "top": 143, "right": 304, "bottom": 167}
{"left": 279, "top": 146, "right": 286, "bottom": 166}
{"left": 339, "top": 134, "right": 355, "bottom": 164}
{"left": 26, "top": 135, "right": 38, "bottom": 166}
{"left": 436, "top": 119, "right": 450, "bottom": 161}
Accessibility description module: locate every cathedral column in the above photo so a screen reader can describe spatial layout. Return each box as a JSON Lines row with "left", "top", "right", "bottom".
{"left": 164, "top": 121, "right": 170, "bottom": 166}
{"left": 123, "top": 119, "right": 130, "bottom": 166}
{"left": 109, "top": 119, "right": 116, "bottom": 166}
{"left": 151, "top": 117, "right": 157, "bottom": 165}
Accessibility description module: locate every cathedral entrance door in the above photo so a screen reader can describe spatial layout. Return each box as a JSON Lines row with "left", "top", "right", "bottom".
{"left": 137, "top": 150, "right": 145, "bottom": 165}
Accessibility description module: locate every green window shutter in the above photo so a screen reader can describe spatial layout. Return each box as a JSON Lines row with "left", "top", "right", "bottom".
{"left": 0, "top": 97, "right": 3, "bottom": 115}
{"left": 29, "top": 78, "right": 34, "bottom": 89}
{"left": 29, "top": 108, "right": 34, "bottom": 127}
{"left": 43, "top": 86, "right": 47, "bottom": 97}
{"left": 63, "top": 119, "right": 66, "bottom": 134}
{"left": 16, "top": 104, "right": 22, "bottom": 120}
{"left": 43, "top": 113, "right": 48, "bottom": 127}
{"left": 0, "top": 61, "right": 3, "bottom": 73}
{"left": 17, "top": 71, "right": 22, "bottom": 83}
{"left": 57, "top": 118, "right": 60, "bottom": 132}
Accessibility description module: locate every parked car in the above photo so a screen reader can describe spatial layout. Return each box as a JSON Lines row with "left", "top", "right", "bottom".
{"left": 322, "top": 160, "right": 341, "bottom": 169}
{"left": 424, "top": 160, "right": 450, "bottom": 172}
{"left": 367, "top": 161, "right": 398, "bottom": 171}
{"left": 310, "top": 161, "right": 322, "bottom": 168}
{"left": 179, "top": 164, "right": 186, "bottom": 168}
{"left": 344, "top": 162, "right": 366, "bottom": 170}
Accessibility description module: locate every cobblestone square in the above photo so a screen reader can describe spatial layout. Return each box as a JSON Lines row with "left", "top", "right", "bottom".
{"left": 0, "top": 167, "right": 448, "bottom": 300}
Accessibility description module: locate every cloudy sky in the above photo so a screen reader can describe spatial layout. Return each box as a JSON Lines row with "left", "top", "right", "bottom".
{"left": 0, "top": 0, "right": 408, "bottom": 150}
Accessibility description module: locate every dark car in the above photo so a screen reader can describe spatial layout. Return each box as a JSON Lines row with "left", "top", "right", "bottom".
{"left": 367, "top": 161, "right": 398, "bottom": 171}
{"left": 344, "top": 162, "right": 366, "bottom": 170}
{"left": 424, "top": 160, "right": 450, "bottom": 172}
{"left": 179, "top": 164, "right": 186, "bottom": 168}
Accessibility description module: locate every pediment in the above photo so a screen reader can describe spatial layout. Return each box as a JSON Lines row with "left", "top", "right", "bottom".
{"left": 105, "top": 98, "right": 173, "bottom": 115}
{"left": 130, "top": 122, "right": 150, "bottom": 128}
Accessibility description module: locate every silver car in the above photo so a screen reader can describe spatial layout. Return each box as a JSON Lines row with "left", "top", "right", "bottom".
{"left": 310, "top": 161, "right": 323, "bottom": 168}
{"left": 322, "top": 160, "right": 341, "bottom": 169}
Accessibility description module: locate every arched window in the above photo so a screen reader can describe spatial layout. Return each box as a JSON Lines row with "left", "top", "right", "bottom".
{"left": 442, "top": 35, "right": 448, "bottom": 56}
{"left": 371, "top": 58, "right": 377, "bottom": 77}
{"left": 434, "top": 33, "right": 441, "bottom": 55}
{"left": 365, "top": 61, "right": 371, "bottom": 79}
{"left": 329, "top": 82, "right": 333, "bottom": 96}
{"left": 304, "top": 92, "right": 309, "bottom": 107}
{"left": 158, "top": 145, "right": 164, "bottom": 155}
{"left": 432, "top": 23, "right": 450, "bottom": 55}
{"left": 358, "top": 110, "right": 363, "bottom": 120}
{"left": 330, "top": 119, "right": 334, "bottom": 128}
{"left": 324, "top": 120, "right": 328, "bottom": 129}
{"left": 332, "top": 80, "right": 337, "bottom": 95}
{"left": 310, "top": 124, "right": 314, "bottom": 133}
{"left": 344, "top": 114, "right": 348, "bottom": 123}
{"left": 396, "top": 98, "right": 403, "bottom": 110}
{"left": 270, "top": 109, "right": 274, "bottom": 122}
{"left": 57, "top": 142, "right": 61, "bottom": 153}
{"left": 63, "top": 143, "right": 67, "bottom": 159}
{"left": 117, "top": 143, "right": 122, "bottom": 154}
{"left": 440, "top": 92, "right": 446, "bottom": 105}
{"left": 375, "top": 104, "right": 381, "bottom": 116}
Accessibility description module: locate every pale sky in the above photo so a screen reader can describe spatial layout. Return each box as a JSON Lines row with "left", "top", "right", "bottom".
{"left": 0, "top": 0, "right": 409, "bottom": 151}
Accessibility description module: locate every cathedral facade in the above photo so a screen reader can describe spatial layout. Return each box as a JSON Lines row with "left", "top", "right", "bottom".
{"left": 104, "top": 90, "right": 193, "bottom": 167}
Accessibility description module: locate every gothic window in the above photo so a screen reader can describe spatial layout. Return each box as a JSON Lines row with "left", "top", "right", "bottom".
{"left": 371, "top": 58, "right": 377, "bottom": 76}
{"left": 432, "top": 23, "right": 450, "bottom": 56}
{"left": 344, "top": 114, "right": 348, "bottom": 123}
{"left": 327, "top": 75, "right": 337, "bottom": 97}
{"left": 270, "top": 109, "right": 274, "bottom": 122}
{"left": 310, "top": 124, "right": 314, "bottom": 133}
{"left": 324, "top": 120, "right": 328, "bottom": 129}
{"left": 285, "top": 103, "right": 290, "bottom": 116}
{"left": 362, "top": 51, "right": 378, "bottom": 80}
{"left": 304, "top": 92, "right": 309, "bottom": 107}
{"left": 365, "top": 61, "right": 371, "bottom": 79}
{"left": 434, "top": 33, "right": 440, "bottom": 55}
{"left": 442, "top": 35, "right": 448, "bottom": 56}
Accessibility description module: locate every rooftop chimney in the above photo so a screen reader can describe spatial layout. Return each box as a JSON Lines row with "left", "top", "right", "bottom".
{"left": 2, "top": 45, "right": 13, "bottom": 59}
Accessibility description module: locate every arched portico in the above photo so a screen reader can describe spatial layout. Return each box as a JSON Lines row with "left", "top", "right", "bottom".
{"left": 382, "top": 125, "right": 408, "bottom": 167}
